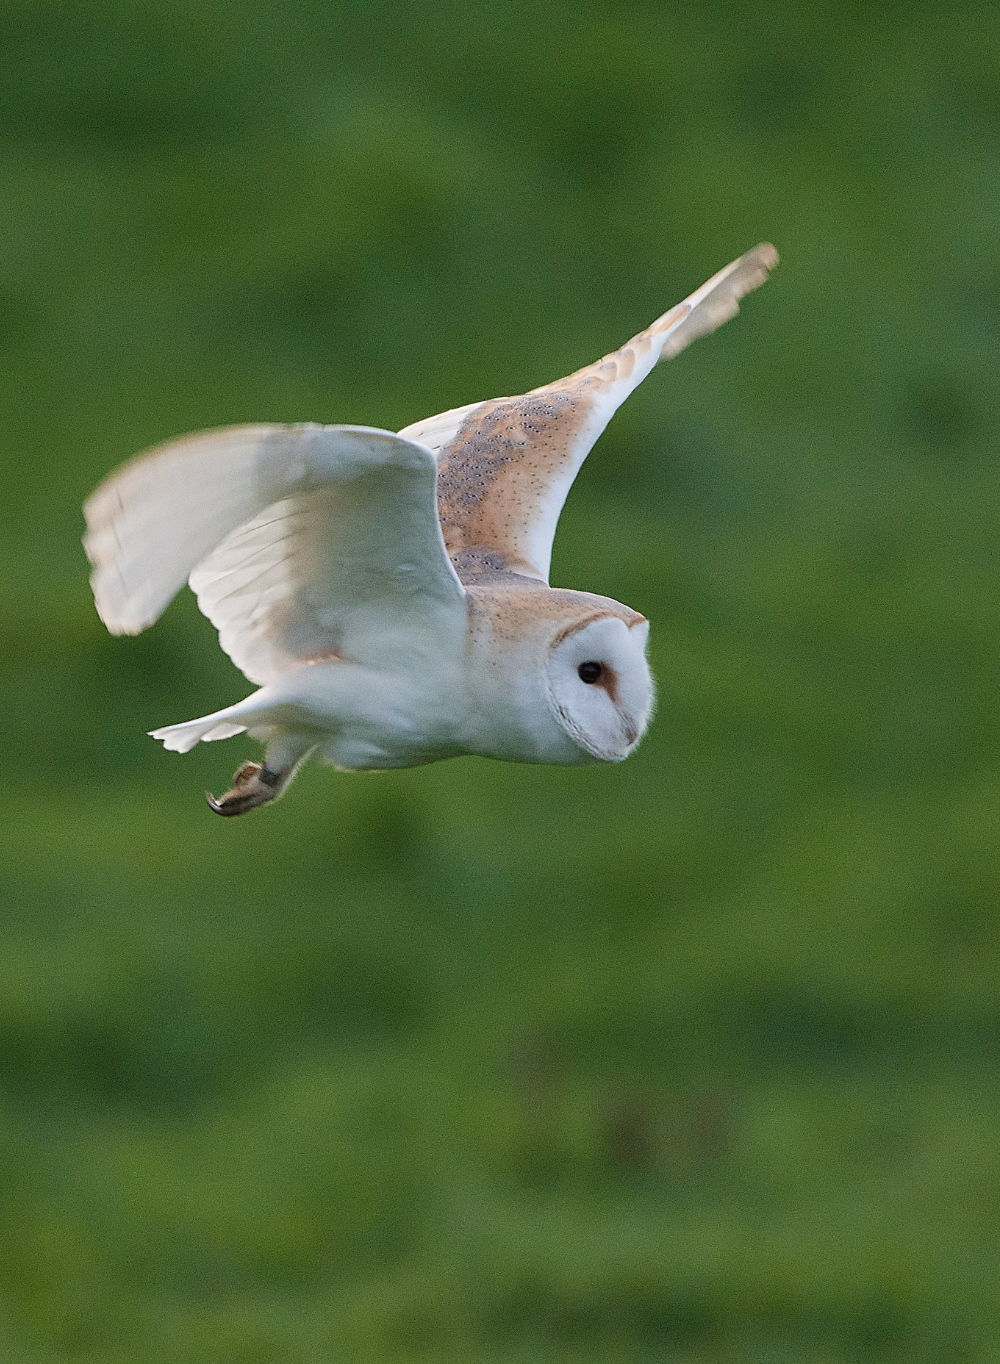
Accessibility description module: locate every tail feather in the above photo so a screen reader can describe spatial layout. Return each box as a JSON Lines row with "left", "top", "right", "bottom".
{"left": 149, "top": 684, "right": 306, "bottom": 754}
{"left": 149, "top": 716, "right": 247, "bottom": 754}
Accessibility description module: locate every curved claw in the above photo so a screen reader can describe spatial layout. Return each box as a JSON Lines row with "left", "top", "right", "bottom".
{"left": 206, "top": 761, "right": 281, "bottom": 817}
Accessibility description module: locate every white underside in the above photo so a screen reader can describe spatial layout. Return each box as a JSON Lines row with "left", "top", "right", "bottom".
{"left": 147, "top": 612, "right": 622, "bottom": 772}
{"left": 150, "top": 655, "right": 472, "bottom": 770}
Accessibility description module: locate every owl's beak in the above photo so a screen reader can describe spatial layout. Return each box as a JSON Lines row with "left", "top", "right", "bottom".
{"left": 206, "top": 761, "right": 282, "bottom": 816}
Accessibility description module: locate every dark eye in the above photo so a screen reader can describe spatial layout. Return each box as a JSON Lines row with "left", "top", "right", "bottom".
{"left": 577, "top": 661, "right": 603, "bottom": 684}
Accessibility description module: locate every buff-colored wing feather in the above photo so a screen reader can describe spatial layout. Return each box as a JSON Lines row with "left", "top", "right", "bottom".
{"left": 399, "top": 243, "right": 778, "bottom": 583}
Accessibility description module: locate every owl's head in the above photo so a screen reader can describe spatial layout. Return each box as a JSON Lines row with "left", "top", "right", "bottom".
{"left": 544, "top": 613, "right": 654, "bottom": 762}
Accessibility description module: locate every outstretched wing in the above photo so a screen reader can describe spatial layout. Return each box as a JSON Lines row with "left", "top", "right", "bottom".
{"left": 84, "top": 423, "right": 465, "bottom": 685}
{"left": 399, "top": 243, "right": 778, "bottom": 583}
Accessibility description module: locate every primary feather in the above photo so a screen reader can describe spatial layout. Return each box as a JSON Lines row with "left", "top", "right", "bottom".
{"left": 84, "top": 423, "right": 464, "bottom": 683}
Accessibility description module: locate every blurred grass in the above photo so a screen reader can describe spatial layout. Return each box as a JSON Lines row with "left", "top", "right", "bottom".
{"left": 3, "top": 0, "right": 1000, "bottom": 1359}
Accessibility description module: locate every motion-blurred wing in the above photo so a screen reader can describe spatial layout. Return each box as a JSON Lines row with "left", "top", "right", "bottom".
{"left": 84, "top": 424, "right": 464, "bottom": 685}
{"left": 400, "top": 243, "right": 778, "bottom": 583}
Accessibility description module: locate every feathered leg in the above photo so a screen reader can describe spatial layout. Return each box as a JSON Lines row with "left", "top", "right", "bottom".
{"left": 206, "top": 734, "right": 316, "bottom": 817}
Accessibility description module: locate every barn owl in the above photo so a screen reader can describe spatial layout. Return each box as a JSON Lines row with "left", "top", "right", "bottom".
{"left": 84, "top": 243, "right": 777, "bottom": 814}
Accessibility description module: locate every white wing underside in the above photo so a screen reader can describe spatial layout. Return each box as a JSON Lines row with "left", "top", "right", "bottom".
{"left": 84, "top": 424, "right": 464, "bottom": 686}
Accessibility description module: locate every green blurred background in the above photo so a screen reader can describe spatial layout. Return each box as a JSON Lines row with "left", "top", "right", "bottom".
{"left": 3, "top": 1, "right": 1000, "bottom": 1359}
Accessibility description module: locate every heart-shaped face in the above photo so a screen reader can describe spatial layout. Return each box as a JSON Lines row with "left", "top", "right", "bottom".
{"left": 545, "top": 614, "right": 654, "bottom": 762}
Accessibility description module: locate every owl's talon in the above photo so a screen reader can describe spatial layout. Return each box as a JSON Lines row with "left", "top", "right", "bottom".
{"left": 206, "top": 762, "right": 281, "bottom": 817}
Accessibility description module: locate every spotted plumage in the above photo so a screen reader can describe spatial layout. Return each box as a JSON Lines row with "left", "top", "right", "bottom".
{"left": 84, "top": 243, "right": 777, "bottom": 813}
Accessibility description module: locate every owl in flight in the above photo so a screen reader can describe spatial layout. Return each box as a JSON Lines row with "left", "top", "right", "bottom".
{"left": 85, "top": 243, "right": 778, "bottom": 814}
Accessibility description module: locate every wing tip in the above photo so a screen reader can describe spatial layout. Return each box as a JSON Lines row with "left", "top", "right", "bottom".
{"left": 747, "top": 241, "right": 780, "bottom": 271}
{"left": 91, "top": 593, "right": 153, "bottom": 636}
{"left": 701, "top": 240, "right": 780, "bottom": 304}
{"left": 654, "top": 240, "right": 779, "bottom": 361}
{"left": 85, "top": 554, "right": 160, "bottom": 635}
{"left": 730, "top": 241, "right": 780, "bottom": 296}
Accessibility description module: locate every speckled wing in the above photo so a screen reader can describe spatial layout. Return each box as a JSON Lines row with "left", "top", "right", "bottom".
{"left": 399, "top": 243, "right": 778, "bottom": 584}
{"left": 84, "top": 424, "right": 465, "bottom": 685}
